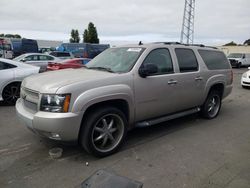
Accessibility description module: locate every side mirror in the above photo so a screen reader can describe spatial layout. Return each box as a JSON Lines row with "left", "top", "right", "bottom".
{"left": 139, "top": 63, "right": 158, "bottom": 78}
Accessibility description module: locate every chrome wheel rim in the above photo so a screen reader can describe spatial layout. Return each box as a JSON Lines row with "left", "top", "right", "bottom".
{"left": 91, "top": 114, "right": 124, "bottom": 153}
{"left": 207, "top": 95, "right": 220, "bottom": 117}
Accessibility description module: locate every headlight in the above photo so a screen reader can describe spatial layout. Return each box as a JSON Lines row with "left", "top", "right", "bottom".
{"left": 40, "top": 94, "right": 71, "bottom": 113}
{"left": 242, "top": 72, "right": 247, "bottom": 78}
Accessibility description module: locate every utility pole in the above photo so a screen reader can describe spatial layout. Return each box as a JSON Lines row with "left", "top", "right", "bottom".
{"left": 180, "top": 0, "right": 195, "bottom": 44}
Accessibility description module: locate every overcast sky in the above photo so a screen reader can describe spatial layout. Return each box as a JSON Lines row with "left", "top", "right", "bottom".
{"left": 0, "top": 0, "right": 249, "bottom": 45}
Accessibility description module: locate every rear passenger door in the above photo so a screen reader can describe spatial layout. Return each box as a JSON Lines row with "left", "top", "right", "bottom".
{"left": 173, "top": 48, "right": 205, "bottom": 109}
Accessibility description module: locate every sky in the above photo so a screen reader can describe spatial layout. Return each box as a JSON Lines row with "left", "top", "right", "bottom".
{"left": 0, "top": 0, "right": 249, "bottom": 46}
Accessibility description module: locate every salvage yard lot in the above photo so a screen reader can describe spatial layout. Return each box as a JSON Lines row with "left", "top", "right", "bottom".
{"left": 0, "top": 68, "right": 250, "bottom": 188}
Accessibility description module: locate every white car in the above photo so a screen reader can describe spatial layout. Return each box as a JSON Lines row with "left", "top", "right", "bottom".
{"left": 241, "top": 67, "right": 250, "bottom": 88}
{"left": 0, "top": 58, "right": 39, "bottom": 104}
{"left": 13, "top": 53, "right": 60, "bottom": 72}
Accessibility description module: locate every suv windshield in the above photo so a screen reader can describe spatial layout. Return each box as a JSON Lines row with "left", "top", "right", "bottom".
{"left": 86, "top": 47, "right": 145, "bottom": 73}
{"left": 228, "top": 53, "right": 243, "bottom": 58}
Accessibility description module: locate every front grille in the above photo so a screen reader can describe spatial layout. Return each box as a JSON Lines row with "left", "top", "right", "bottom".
{"left": 21, "top": 87, "right": 39, "bottom": 112}
{"left": 243, "top": 81, "right": 250, "bottom": 85}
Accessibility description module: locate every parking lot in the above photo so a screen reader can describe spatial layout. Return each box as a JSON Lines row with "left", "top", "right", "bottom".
{"left": 0, "top": 68, "right": 250, "bottom": 188}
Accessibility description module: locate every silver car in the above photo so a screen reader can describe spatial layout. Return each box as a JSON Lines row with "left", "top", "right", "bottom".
{"left": 16, "top": 43, "right": 233, "bottom": 157}
{"left": 13, "top": 53, "right": 60, "bottom": 72}
{"left": 0, "top": 58, "right": 39, "bottom": 104}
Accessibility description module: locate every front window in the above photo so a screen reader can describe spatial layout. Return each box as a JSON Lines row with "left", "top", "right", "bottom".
{"left": 228, "top": 53, "right": 243, "bottom": 58}
{"left": 86, "top": 47, "right": 145, "bottom": 73}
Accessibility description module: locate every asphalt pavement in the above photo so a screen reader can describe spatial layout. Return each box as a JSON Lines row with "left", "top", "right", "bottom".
{"left": 0, "top": 68, "right": 250, "bottom": 188}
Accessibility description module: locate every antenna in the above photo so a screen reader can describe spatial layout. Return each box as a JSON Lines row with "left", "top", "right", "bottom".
{"left": 180, "top": 0, "right": 195, "bottom": 44}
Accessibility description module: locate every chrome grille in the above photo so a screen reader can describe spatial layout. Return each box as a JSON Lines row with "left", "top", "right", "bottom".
{"left": 21, "top": 87, "right": 39, "bottom": 112}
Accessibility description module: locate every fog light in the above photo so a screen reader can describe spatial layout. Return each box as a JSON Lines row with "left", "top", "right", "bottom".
{"left": 50, "top": 133, "right": 61, "bottom": 140}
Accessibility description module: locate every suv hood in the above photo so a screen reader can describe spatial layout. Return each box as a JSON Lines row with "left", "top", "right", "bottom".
{"left": 22, "top": 68, "right": 117, "bottom": 93}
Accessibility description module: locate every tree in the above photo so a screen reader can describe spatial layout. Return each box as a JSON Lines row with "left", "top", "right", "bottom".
{"left": 243, "top": 39, "right": 250, "bottom": 45}
{"left": 69, "top": 29, "right": 80, "bottom": 43}
{"left": 83, "top": 22, "right": 99, "bottom": 44}
{"left": 83, "top": 29, "right": 88, "bottom": 43}
{"left": 0, "top": 33, "right": 22, "bottom": 38}
{"left": 223, "top": 41, "right": 237, "bottom": 46}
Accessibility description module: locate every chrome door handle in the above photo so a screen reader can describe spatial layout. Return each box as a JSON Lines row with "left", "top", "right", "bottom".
{"left": 195, "top": 76, "right": 203, "bottom": 81}
{"left": 168, "top": 80, "right": 178, "bottom": 85}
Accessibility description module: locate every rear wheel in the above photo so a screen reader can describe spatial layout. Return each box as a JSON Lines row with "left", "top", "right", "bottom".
{"left": 201, "top": 90, "right": 222, "bottom": 119}
{"left": 2, "top": 82, "right": 21, "bottom": 105}
{"left": 80, "top": 106, "right": 127, "bottom": 157}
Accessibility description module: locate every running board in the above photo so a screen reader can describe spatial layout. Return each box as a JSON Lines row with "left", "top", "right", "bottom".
{"left": 136, "top": 107, "right": 201, "bottom": 128}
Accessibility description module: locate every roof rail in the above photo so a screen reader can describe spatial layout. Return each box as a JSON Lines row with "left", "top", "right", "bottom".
{"left": 153, "top": 42, "right": 182, "bottom": 45}
{"left": 152, "top": 42, "right": 218, "bottom": 49}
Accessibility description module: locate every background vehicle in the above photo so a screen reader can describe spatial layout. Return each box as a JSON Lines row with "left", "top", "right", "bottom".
{"left": 48, "top": 51, "right": 74, "bottom": 60}
{"left": 0, "top": 58, "right": 39, "bottom": 104}
{"left": 47, "top": 58, "right": 87, "bottom": 71}
{"left": 38, "top": 47, "right": 55, "bottom": 54}
{"left": 241, "top": 67, "right": 250, "bottom": 88}
{"left": 16, "top": 43, "right": 233, "bottom": 157}
{"left": 56, "top": 43, "right": 110, "bottom": 58}
{"left": 228, "top": 53, "right": 250, "bottom": 68}
{"left": 14, "top": 53, "right": 59, "bottom": 72}
{"left": 0, "top": 38, "right": 13, "bottom": 59}
{"left": 11, "top": 38, "right": 38, "bottom": 58}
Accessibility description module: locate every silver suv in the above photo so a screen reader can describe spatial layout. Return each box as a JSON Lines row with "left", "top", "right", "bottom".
{"left": 16, "top": 42, "right": 233, "bottom": 157}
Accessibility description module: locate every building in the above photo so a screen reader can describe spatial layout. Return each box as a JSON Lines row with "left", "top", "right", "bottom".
{"left": 217, "top": 45, "right": 250, "bottom": 55}
{"left": 36, "top": 39, "right": 63, "bottom": 48}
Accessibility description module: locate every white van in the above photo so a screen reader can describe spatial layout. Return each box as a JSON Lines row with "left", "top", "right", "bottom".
{"left": 228, "top": 53, "right": 250, "bottom": 68}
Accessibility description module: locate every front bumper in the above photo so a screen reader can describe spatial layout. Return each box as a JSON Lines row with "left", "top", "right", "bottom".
{"left": 241, "top": 77, "right": 250, "bottom": 87}
{"left": 16, "top": 98, "right": 83, "bottom": 141}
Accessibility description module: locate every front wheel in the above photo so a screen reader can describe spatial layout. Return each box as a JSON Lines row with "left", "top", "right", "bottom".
{"left": 201, "top": 90, "right": 222, "bottom": 119}
{"left": 80, "top": 106, "right": 128, "bottom": 157}
{"left": 2, "top": 82, "right": 21, "bottom": 105}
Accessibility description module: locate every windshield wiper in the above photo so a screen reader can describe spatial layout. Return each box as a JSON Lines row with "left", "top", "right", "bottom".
{"left": 88, "top": 66, "right": 114, "bottom": 73}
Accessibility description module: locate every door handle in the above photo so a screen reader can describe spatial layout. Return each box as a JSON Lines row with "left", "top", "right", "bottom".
{"left": 168, "top": 80, "right": 178, "bottom": 85}
{"left": 195, "top": 76, "right": 203, "bottom": 81}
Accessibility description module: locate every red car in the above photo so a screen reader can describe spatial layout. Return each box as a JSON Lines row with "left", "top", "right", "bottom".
{"left": 47, "top": 58, "right": 90, "bottom": 71}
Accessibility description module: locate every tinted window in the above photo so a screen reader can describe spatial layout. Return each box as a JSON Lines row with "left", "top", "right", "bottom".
{"left": 24, "top": 55, "right": 38, "bottom": 61}
{"left": 39, "top": 55, "right": 54, "bottom": 61}
{"left": 143, "top": 48, "right": 173, "bottom": 75}
{"left": 199, "top": 50, "right": 230, "bottom": 70}
{"left": 50, "top": 52, "right": 70, "bottom": 57}
{"left": 0, "top": 61, "right": 17, "bottom": 70}
{"left": 175, "top": 48, "right": 198, "bottom": 72}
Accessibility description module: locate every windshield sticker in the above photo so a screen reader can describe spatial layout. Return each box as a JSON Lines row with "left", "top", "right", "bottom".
{"left": 127, "top": 48, "right": 142, "bottom": 52}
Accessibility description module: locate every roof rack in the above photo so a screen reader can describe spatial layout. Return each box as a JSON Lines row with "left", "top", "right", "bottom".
{"left": 152, "top": 42, "right": 217, "bottom": 49}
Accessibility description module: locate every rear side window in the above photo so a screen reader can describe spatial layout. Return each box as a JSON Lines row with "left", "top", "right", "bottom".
{"left": 198, "top": 50, "right": 230, "bottom": 70}
{"left": 175, "top": 48, "right": 198, "bottom": 72}
{"left": 0, "top": 61, "right": 17, "bottom": 70}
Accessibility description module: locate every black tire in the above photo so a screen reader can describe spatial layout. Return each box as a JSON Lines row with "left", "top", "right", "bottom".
{"left": 80, "top": 106, "right": 128, "bottom": 157}
{"left": 201, "top": 90, "right": 222, "bottom": 119}
{"left": 2, "top": 82, "right": 21, "bottom": 105}
{"left": 237, "top": 62, "right": 241, "bottom": 68}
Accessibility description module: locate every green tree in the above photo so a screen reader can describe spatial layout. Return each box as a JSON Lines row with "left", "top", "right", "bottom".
{"left": 0, "top": 33, "right": 22, "bottom": 38}
{"left": 83, "top": 29, "right": 89, "bottom": 43}
{"left": 69, "top": 29, "right": 80, "bottom": 43}
{"left": 223, "top": 41, "right": 237, "bottom": 46}
{"left": 83, "top": 22, "right": 99, "bottom": 44}
{"left": 243, "top": 39, "right": 250, "bottom": 45}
